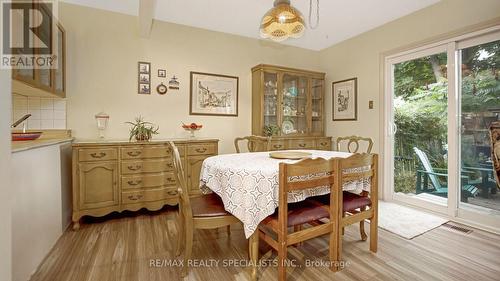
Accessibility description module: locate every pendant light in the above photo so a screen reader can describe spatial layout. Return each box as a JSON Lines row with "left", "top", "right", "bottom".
{"left": 260, "top": 0, "right": 320, "bottom": 42}
{"left": 260, "top": 0, "right": 305, "bottom": 42}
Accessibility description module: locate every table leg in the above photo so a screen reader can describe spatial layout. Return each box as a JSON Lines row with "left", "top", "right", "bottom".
{"left": 249, "top": 231, "right": 259, "bottom": 281}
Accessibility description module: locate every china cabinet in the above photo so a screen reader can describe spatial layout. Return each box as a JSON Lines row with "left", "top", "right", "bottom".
{"left": 252, "top": 64, "right": 331, "bottom": 150}
{"left": 12, "top": 4, "right": 66, "bottom": 98}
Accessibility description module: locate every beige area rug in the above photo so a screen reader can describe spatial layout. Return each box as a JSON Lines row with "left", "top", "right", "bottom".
{"left": 373, "top": 201, "right": 449, "bottom": 239}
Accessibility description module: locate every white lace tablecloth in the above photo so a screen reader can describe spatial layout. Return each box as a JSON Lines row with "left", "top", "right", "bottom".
{"left": 200, "top": 150, "right": 371, "bottom": 238}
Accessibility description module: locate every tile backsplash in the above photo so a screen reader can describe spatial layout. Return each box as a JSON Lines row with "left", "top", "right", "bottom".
{"left": 12, "top": 94, "right": 66, "bottom": 130}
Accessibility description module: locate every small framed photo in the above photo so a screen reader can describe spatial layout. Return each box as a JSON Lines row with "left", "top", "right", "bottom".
{"left": 190, "top": 72, "right": 238, "bottom": 116}
{"left": 139, "top": 83, "right": 150, "bottom": 94}
{"left": 158, "top": 69, "right": 166, "bottom": 78}
{"left": 139, "top": 73, "right": 150, "bottom": 83}
{"left": 332, "top": 78, "right": 357, "bottom": 121}
{"left": 138, "top": 62, "right": 150, "bottom": 74}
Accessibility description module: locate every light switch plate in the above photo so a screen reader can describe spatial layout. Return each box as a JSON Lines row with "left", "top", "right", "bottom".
{"left": 369, "top": 100, "right": 374, "bottom": 109}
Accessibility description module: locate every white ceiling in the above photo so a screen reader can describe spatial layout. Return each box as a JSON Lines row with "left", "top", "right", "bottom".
{"left": 61, "top": 0, "right": 440, "bottom": 51}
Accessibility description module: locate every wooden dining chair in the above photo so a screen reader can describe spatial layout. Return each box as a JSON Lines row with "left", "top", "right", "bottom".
{"left": 336, "top": 135, "right": 374, "bottom": 153}
{"left": 170, "top": 141, "right": 240, "bottom": 277}
{"left": 234, "top": 135, "right": 272, "bottom": 153}
{"left": 308, "top": 153, "right": 379, "bottom": 258}
{"left": 256, "top": 158, "right": 342, "bottom": 281}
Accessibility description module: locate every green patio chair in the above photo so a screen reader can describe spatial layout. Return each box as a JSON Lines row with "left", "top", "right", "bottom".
{"left": 413, "top": 147, "right": 479, "bottom": 202}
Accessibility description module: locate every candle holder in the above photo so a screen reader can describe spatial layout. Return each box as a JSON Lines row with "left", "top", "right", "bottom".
{"left": 95, "top": 112, "right": 109, "bottom": 139}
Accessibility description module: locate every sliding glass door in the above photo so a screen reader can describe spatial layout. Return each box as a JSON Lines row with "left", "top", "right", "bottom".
{"left": 393, "top": 52, "right": 449, "bottom": 205}
{"left": 385, "top": 27, "right": 500, "bottom": 229}
{"left": 459, "top": 38, "right": 500, "bottom": 220}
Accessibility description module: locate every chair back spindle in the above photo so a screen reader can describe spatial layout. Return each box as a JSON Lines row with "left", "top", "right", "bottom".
{"left": 234, "top": 136, "right": 272, "bottom": 153}
{"left": 336, "top": 136, "right": 373, "bottom": 153}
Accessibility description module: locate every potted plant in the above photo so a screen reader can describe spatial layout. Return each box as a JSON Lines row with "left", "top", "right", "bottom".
{"left": 126, "top": 116, "right": 159, "bottom": 141}
{"left": 263, "top": 124, "right": 280, "bottom": 137}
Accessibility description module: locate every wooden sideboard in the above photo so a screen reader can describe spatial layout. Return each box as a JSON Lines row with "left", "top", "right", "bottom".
{"left": 71, "top": 139, "right": 218, "bottom": 229}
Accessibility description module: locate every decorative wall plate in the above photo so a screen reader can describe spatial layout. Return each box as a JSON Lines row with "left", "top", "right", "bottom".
{"left": 157, "top": 83, "right": 168, "bottom": 95}
{"left": 282, "top": 120, "right": 294, "bottom": 134}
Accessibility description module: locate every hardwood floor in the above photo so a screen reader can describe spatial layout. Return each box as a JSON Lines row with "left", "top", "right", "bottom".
{"left": 30, "top": 206, "right": 500, "bottom": 281}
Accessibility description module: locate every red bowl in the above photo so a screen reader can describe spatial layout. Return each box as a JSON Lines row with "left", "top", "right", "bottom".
{"left": 12, "top": 132, "right": 42, "bottom": 141}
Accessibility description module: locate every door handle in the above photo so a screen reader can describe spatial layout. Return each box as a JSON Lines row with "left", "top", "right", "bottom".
{"left": 127, "top": 180, "right": 142, "bottom": 186}
{"left": 127, "top": 165, "right": 142, "bottom": 171}
{"left": 127, "top": 151, "right": 142, "bottom": 157}
{"left": 90, "top": 152, "right": 106, "bottom": 158}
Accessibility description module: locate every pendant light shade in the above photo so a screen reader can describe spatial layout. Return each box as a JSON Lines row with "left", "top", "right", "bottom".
{"left": 260, "top": 0, "right": 305, "bottom": 42}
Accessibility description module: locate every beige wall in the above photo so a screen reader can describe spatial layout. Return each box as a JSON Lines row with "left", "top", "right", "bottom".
{"left": 319, "top": 0, "right": 500, "bottom": 153}
{"left": 1, "top": 70, "right": 12, "bottom": 281}
{"left": 59, "top": 3, "right": 321, "bottom": 154}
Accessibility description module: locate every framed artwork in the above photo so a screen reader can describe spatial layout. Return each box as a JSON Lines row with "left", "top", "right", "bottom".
{"left": 158, "top": 69, "right": 166, "bottom": 78}
{"left": 137, "top": 62, "right": 151, "bottom": 95}
{"left": 190, "top": 72, "right": 238, "bottom": 116}
{"left": 332, "top": 77, "right": 357, "bottom": 121}
{"left": 138, "top": 62, "right": 150, "bottom": 74}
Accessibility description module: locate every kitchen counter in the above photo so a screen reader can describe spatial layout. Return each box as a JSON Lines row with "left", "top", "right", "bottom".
{"left": 11, "top": 130, "right": 73, "bottom": 153}
{"left": 12, "top": 138, "right": 74, "bottom": 153}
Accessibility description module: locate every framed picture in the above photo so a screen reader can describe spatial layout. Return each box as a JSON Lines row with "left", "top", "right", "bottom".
{"left": 158, "top": 69, "right": 166, "bottom": 78}
{"left": 139, "top": 73, "right": 150, "bottom": 83}
{"left": 190, "top": 72, "right": 238, "bottom": 116}
{"left": 139, "top": 83, "right": 150, "bottom": 94}
{"left": 138, "top": 62, "right": 150, "bottom": 74}
{"left": 332, "top": 78, "right": 357, "bottom": 121}
{"left": 137, "top": 61, "right": 151, "bottom": 94}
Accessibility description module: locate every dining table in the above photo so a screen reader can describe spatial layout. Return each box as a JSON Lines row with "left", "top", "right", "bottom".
{"left": 199, "top": 150, "right": 373, "bottom": 279}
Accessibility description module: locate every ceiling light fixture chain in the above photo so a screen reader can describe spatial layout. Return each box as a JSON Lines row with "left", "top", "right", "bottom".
{"left": 308, "top": 0, "right": 319, "bottom": 30}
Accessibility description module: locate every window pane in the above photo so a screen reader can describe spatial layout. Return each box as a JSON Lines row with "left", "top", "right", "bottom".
{"left": 460, "top": 39, "right": 500, "bottom": 210}
{"left": 393, "top": 52, "right": 448, "bottom": 203}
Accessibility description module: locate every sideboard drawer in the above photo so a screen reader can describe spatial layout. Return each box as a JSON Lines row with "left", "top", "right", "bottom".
{"left": 78, "top": 148, "right": 118, "bottom": 162}
{"left": 187, "top": 143, "right": 217, "bottom": 156}
{"left": 121, "top": 146, "right": 172, "bottom": 160}
{"left": 316, "top": 138, "right": 332, "bottom": 150}
{"left": 122, "top": 187, "right": 178, "bottom": 204}
{"left": 270, "top": 141, "right": 286, "bottom": 151}
{"left": 121, "top": 172, "right": 176, "bottom": 190}
{"left": 289, "top": 139, "right": 315, "bottom": 150}
{"left": 121, "top": 159, "right": 173, "bottom": 174}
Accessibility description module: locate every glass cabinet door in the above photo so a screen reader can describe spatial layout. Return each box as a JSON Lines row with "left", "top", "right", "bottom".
{"left": 54, "top": 24, "right": 65, "bottom": 94}
{"left": 311, "top": 78, "right": 324, "bottom": 135}
{"left": 282, "top": 74, "right": 308, "bottom": 135}
{"left": 36, "top": 3, "right": 53, "bottom": 90}
{"left": 263, "top": 72, "right": 279, "bottom": 131}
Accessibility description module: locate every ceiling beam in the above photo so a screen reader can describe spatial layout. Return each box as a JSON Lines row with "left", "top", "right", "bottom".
{"left": 138, "top": 0, "right": 156, "bottom": 38}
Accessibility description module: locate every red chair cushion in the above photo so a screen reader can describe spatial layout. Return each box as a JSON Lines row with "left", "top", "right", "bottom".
{"left": 190, "top": 193, "right": 231, "bottom": 217}
{"left": 308, "top": 191, "right": 372, "bottom": 212}
{"left": 262, "top": 200, "right": 330, "bottom": 228}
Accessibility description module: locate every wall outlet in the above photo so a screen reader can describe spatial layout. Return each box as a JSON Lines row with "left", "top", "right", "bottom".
{"left": 369, "top": 100, "right": 374, "bottom": 109}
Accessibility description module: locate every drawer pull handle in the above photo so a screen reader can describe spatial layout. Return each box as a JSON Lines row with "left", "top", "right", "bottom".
{"left": 127, "top": 151, "right": 142, "bottom": 157}
{"left": 273, "top": 144, "right": 283, "bottom": 149}
{"left": 166, "top": 163, "right": 174, "bottom": 169}
{"left": 127, "top": 165, "right": 142, "bottom": 171}
{"left": 127, "top": 194, "right": 143, "bottom": 201}
{"left": 127, "top": 180, "right": 142, "bottom": 186}
{"left": 90, "top": 152, "right": 106, "bottom": 158}
{"left": 167, "top": 190, "right": 178, "bottom": 196}
{"left": 166, "top": 177, "right": 175, "bottom": 183}
{"left": 195, "top": 148, "right": 207, "bottom": 153}
{"left": 320, "top": 142, "right": 328, "bottom": 146}
{"left": 298, "top": 143, "right": 306, "bottom": 148}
